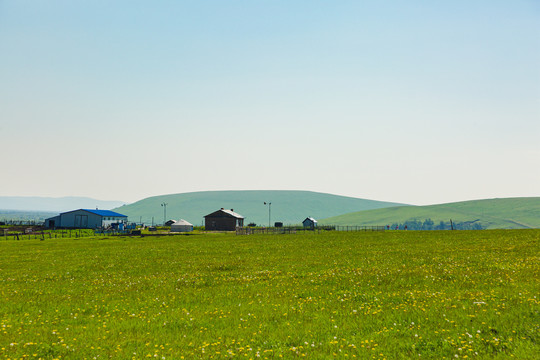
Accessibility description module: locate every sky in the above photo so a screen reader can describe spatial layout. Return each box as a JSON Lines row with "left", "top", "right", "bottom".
{"left": 1, "top": 0, "right": 539, "bottom": 206}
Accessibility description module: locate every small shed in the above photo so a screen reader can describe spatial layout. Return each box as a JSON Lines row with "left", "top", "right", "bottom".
{"left": 44, "top": 215, "right": 61, "bottom": 228}
{"left": 170, "top": 219, "right": 193, "bottom": 232}
{"left": 204, "top": 208, "right": 244, "bottom": 231}
{"left": 302, "top": 217, "right": 318, "bottom": 229}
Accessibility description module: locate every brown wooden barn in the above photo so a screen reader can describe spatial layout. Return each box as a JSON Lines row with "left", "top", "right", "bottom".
{"left": 204, "top": 208, "right": 244, "bottom": 231}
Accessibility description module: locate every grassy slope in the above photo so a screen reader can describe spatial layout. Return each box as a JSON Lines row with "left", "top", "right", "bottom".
{"left": 321, "top": 197, "right": 540, "bottom": 229}
{"left": 112, "top": 190, "right": 404, "bottom": 225}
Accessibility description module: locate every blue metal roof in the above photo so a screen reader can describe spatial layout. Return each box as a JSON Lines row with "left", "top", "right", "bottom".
{"left": 81, "top": 209, "right": 127, "bottom": 217}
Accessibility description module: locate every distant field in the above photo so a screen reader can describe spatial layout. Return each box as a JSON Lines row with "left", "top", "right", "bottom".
{"left": 321, "top": 197, "right": 540, "bottom": 229}
{"left": 0, "top": 210, "right": 56, "bottom": 223}
{"left": 0, "top": 230, "right": 538, "bottom": 359}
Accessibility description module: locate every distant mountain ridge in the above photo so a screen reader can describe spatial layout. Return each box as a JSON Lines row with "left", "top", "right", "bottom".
{"left": 0, "top": 196, "right": 126, "bottom": 212}
{"left": 320, "top": 197, "right": 540, "bottom": 229}
{"left": 112, "top": 190, "right": 405, "bottom": 226}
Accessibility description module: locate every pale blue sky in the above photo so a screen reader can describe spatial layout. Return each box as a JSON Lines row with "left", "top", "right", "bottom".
{"left": 1, "top": 1, "right": 539, "bottom": 205}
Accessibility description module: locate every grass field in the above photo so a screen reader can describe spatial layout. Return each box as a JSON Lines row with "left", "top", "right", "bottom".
{"left": 0, "top": 230, "right": 538, "bottom": 359}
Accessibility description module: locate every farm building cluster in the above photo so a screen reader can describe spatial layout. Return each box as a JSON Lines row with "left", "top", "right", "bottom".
{"left": 43, "top": 207, "right": 319, "bottom": 232}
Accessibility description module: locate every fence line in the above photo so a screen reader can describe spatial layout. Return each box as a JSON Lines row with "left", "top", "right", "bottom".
{"left": 0, "top": 219, "right": 44, "bottom": 226}
{"left": 236, "top": 227, "right": 300, "bottom": 235}
{"left": 236, "top": 225, "right": 385, "bottom": 235}
{"left": 1, "top": 228, "right": 97, "bottom": 241}
{"left": 334, "top": 225, "right": 386, "bottom": 232}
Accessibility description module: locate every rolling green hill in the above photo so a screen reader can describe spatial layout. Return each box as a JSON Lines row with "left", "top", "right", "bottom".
{"left": 112, "top": 190, "right": 405, "bottom": 226}
{"left": 320, "top": 197, "right": 540, "bottom": 229}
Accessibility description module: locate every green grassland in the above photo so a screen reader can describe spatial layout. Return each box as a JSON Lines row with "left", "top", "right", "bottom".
{"left": 321, "top": 198, "right": 540, "bottom": 229}
{"left": 1, "top": 230, "right": 538, "bottom": 359}
{"left": 113, "top": 190, "right": 405, "bottom": 226}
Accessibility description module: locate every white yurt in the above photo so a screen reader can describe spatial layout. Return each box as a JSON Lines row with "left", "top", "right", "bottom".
{"left": 170, "top": 219, "right": 193, "bottom": 232}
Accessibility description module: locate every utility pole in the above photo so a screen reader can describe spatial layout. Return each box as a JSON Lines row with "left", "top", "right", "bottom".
{"left": 161, "top": 203, "right": 168, "bottom": 225}
{"left": 264, "top": 202, "right": 271, "bottom": 227}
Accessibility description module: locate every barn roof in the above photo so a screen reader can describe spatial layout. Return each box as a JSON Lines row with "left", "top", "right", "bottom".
{"left": 204, "top": 208, "right": 244, "bottom": 219}
{"left": 79, "top": 209, "right": 127, "bottom": 217}
{"left": 171, "top": 219, "right": 193, "bottom": 226}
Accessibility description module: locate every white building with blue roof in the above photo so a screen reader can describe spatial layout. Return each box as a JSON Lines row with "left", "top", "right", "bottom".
{"left": 44, "top": 209, "right": 127, "bottom": 229}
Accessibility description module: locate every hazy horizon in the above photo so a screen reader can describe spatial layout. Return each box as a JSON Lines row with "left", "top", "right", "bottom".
{"left": 1, "top": 1, "right": 538, "bottom": 206}
{"left": 3, "top": 190, "right": 540, "bottom": 210}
